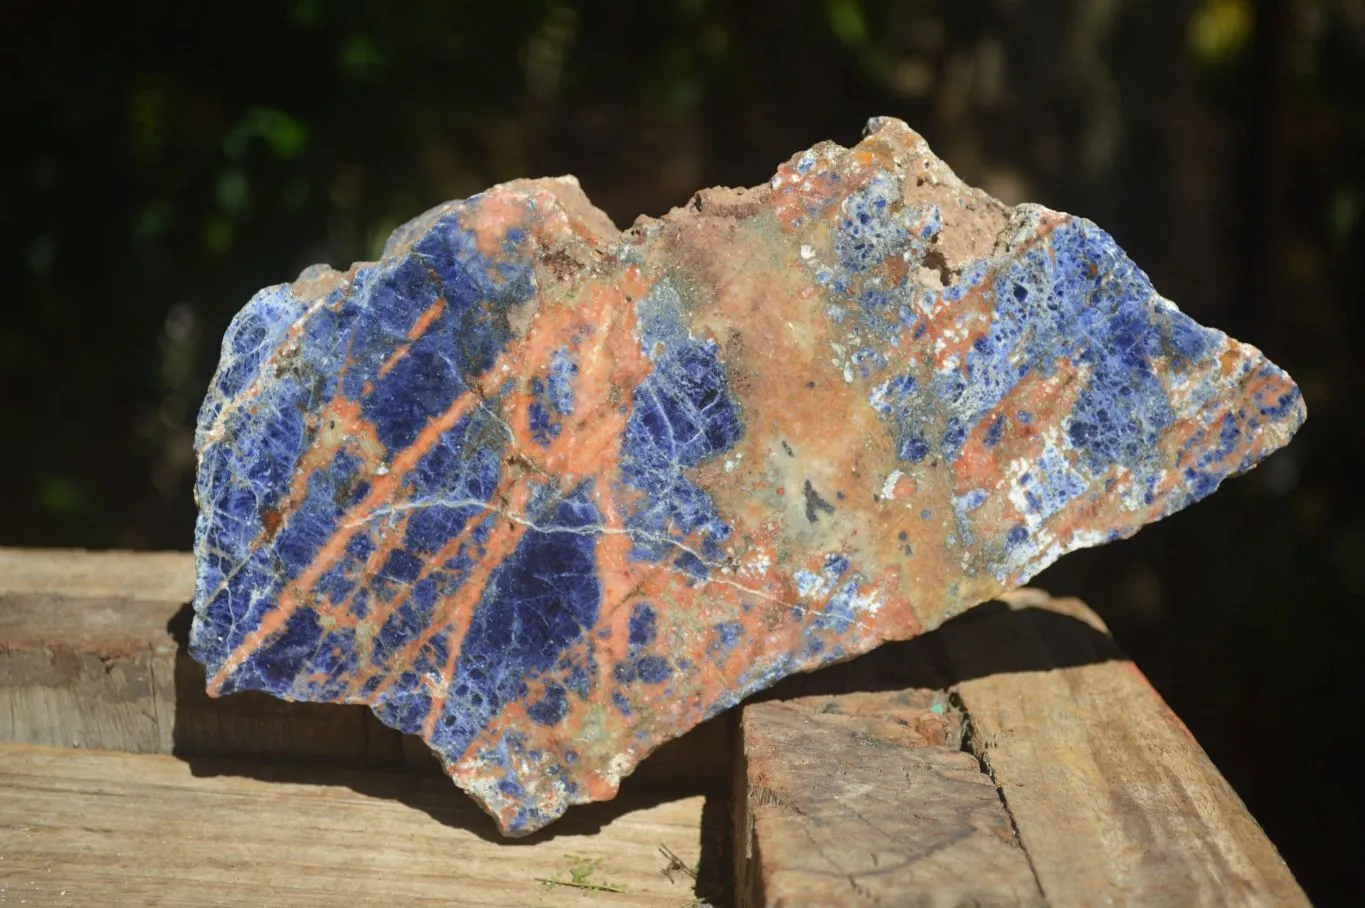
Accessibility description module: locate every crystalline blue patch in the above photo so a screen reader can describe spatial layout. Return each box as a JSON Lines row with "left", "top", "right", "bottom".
{"left": 898, "top": 434, "right": 930, "bottom": 463}
{"left": 402, "top": 408, "right": 505, "bottom": 537}
{"left": 816, "top": 579, "right": 863, "bottom": 635}
{"left": 848, "top": 217, "right": 1222, "bottom": 504}
{"left": 1202, "top": 414, "right": 1242, "bottom": 467}
{"left": 426, "top": 481, "right": 603, "bottom": 761}
{"left": 1014, "top": 222, "right": 1178, "bottom": 476}
{"left": 313, "top": 563, "right": 355, "bottom": 604}
{"left": 546, "top": 347, "right": 577, "bottom": 415}
{"left": 838, "top": 192, "right": 907, "bottom": 274}
{"left": 527, "top": 381, "right": 560, "bottom": 447}
{"left": 614, "top": 599, "right": 674, "bottom": 687}
{"left": 941, "top": 418, "right": 966, "bottom": 454}
{"left": 372, "top": 679, "right": 433, "bottom": 735}
{"left": 198, "top": 285, "right": 309, "bottom": 436}
{"left": 708, "top": 622, "right": 743, "bottom": 663}
{"left": 920, "top": 207, "right": 943, "bottom": 239}
{"left": 1027, "top": 445, "right": 1087, "bottom": 519}
{"left": 368, "top": 565, "right": 462, "bottom": 672}
{"left": 952, "top": 488, "right": 989, "bottom": 547}
{"left": 355, "top": 217, "right": 536, "bottom": 453}
{"left": 529, "top": 350, "right": 576, "bottom": 447}
{"left": 559, "top": 655, "right": 595, "bottom": 698}
{"left": 1167, "top": 408, "right": 1271, "bottom": 513}
{"left": 191, "top": 200, "right": 533, "bottom": 697}
{"left": 621, "top": 281, "right": 743, "bottom": 574}
{"left": 527, "top": 684, "right": 568, "bottom": 726}
{"left": 635, "top": 656, "right": 672, "bottom": 684}
{"left": 234, "top": 607, "right": 324, "bottom": 696}
{"left": 193, "top": 443, "right": 362, "bottom": 684}
{"left": 365, "top": 447, "right": 504, "bottom": 671}
{"left": 1256, "top": 382, "right": 1301, "bottom": 420}
{"left": 228, "top": 377, "right": 309, "bottom": 518}
{"left": 1164, "top": 309, "right": 1215, "bottom": 368}
{"left": 983, "top": 414, "right": 1005, "bottom": 447}
{"left": 834, "top": 174, "right": 940, "bottom": 279}
{"left": 378, "top": 548, "right": 422, "bottom": 584}
{"left": 955, "top": 488, "right": 987, "bottom": 513}
{"left": 305, "top": 629, "right": 363, "bottom": 700}
{"left": 869, "top": 373, "right": 917, "bottom": 415}
{"left": 628, "top": 602, "right": 658, "bottom": 648}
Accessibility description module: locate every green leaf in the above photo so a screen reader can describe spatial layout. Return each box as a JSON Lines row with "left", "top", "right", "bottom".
{"left": 825, "top": 0, "right": 868, "bottom": 47}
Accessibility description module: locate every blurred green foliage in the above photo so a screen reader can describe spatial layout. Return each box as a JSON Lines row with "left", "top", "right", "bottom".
{"left": 1, "top": 0, "right": 1362, "bottom": 900}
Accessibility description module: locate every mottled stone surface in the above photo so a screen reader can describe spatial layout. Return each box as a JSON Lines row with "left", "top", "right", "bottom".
{"left": 190, "top": 117, "right": 1304, "bottom": 835}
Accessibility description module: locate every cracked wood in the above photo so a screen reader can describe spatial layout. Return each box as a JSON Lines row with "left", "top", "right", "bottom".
{"left": 736, "top": 688, "right": 1042, "bottom": 907}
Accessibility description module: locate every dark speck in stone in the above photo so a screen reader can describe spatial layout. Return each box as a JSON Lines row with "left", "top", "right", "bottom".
{"left": 803, "top": 480, "right": 836, "bottom": 523}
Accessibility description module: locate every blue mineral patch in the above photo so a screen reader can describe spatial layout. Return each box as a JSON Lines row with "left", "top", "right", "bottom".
{"left": 951, "top": 488, "right": 990, "bottom": 548}
{"left": 983, "top": 413, "right": 1005, "bottom": 448}
{"left": 635, "top": 655, "right": 672, "bottom": 684}
{"left": 191, "top": 202, "right": 533, "bottom": 692}
{"left": 836, "top": 173, "right": 909, "bottom": 275}
{"left": 425, "top": 480, "right": 603, "bottom": 758}
{"left": 199, "top": 286, "right": 307, "bottom": 434}
{"left": 707, "top": 621, "right": 744, "bottom": 664}
{"left": 196, "top": 443, "right": 356, "bottom": 690}
{"left": 869, "top": 373, "right": 917, "bottom": 415}
{"left": 528, "top": 347, "right": 579, "bottom": 447}
{"left": 620, "top": 280, "right": 743, "bottom": 574}
{"left": 614, "top": 599, "right": 675, "bottom": 688}
{"left": 812, "top": 578, "right": 865, "bottom": 636}
{"left": 1025, "top": 443, "right": 1088, "bottom": 520}
{"left": 627, "top": 602, "right": 658, "bottom": 648}
{"left": 835, "top": 173, "right": 943, "bottom": 286}
{"left": 357, "top": 217, "right": 534, "bottom": 452}
{"left": 546, "top": 347, "right": 577, "bottom": 414}
{"left": 955, "top": 220, "right": 1182, "bottom": 481}
{"left": 825, "top": 213, "right": 1226, "bottom": 524}
{"left": 527, "top": 684, "right": 568, "bottom": 726}
{"left": 400, "top": 411, "right": 504, "bottom": 556}
{"left": 1256, "top": 381, "right": 1302, "bottom": 420}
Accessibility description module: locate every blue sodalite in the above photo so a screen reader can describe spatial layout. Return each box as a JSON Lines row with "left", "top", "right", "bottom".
{"left": 619, "top": 279, "right": 743, "bottom": 575}
{"left": 190, "top": 118, "right": 1304, "bottom": 838}
{"left": 191, "top": 200, "right": 533, "bottom": 697}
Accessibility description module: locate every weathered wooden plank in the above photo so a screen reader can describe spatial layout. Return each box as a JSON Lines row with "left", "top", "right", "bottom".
{"left": 0, "top": 546, "right": 393, "bottom": 766}
{"left": 736, "top": 686, "right": 1044, "bottom": 907}
{"left": 0, "top": 742, "right": 712, "bottom": 907}
{"left": 0, "top": 547, "right": 729, "bottom": 789}
{"left": 0, "top": 548, "right": 187, "bottom": 754}
{"left": 942, "top": 589, "right": 1310, "bottom": 908}
{"left": 0, "top": 547, "right": 196, "bottom": 606}
{"left": 0, "top": 548, "right": 406, "bottom": 766}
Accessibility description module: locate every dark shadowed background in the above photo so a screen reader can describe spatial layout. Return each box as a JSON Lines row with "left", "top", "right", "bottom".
{"left": 3, "top": 0, "right": 1362, "bottom": 901}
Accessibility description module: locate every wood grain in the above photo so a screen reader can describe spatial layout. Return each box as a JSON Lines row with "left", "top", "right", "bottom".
{"left": 0, "top": 548, "right": 187, "bottom": 754}
{"left": 0, "top": 742, "right": 712, "bottom": 907}
{"left": 0, "top": 549, "right": 417, "bottom": 767}
{"left": 942, "top": 589, "right": 1310, "bottom": 908}
{"left": 736, "top": 687, "right": 1043, "bottom": 907}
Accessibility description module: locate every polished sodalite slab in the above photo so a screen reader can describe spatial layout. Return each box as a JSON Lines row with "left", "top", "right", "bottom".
{"left": 190, "top": 118, "right": 1304, "bottom": 835}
